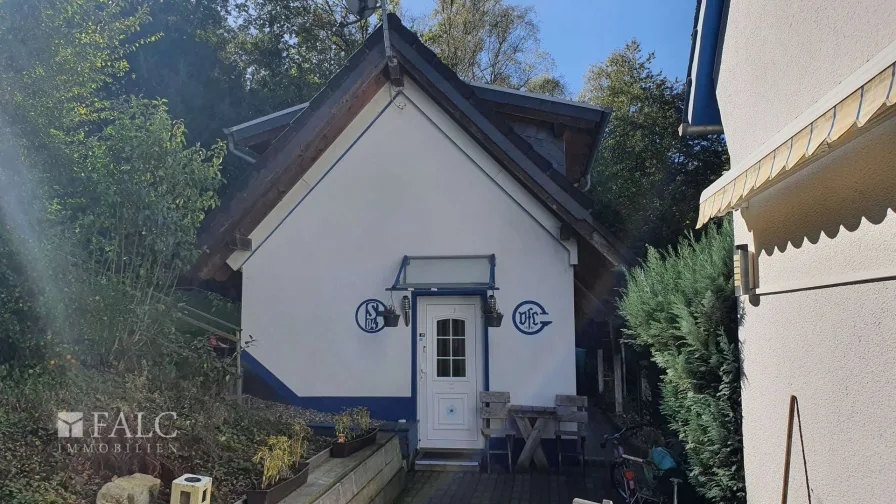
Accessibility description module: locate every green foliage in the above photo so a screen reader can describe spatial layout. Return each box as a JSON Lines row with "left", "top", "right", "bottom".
{"left": 0, "top": 365, "right": 327, "bottom": 503}
{"left": 120, "top": 0, "right": 404, "bottom": 181}
{"left": 0, "top": 98, "right": 226, "bottom": 377}
{"left": 121, "top": 0, "right": 252, "bottom": 148}
{"left": 580, "top": 40, "right": 729, "bottom": 250}
{"left": 253, "top": 422, "right": 309, "bottom": 488}
{"left": 524, "top": 74, "right": 569, "bottom": 98}
{"left": 420, "top": 0, "right": 565, "bottom": 92}
{"left": 333, "top": 410, "right": 353, "bottom": 442}
{"left": 61, "top": 97, "right": 225, "bottom": 283}
{"left": 253, "top": 437, "right": 295, "bottom": 489}
{"left": 619, "top": 218, "right": 745, "bottom": 504}
{"left": 333, "top": 406, "right": 373, "bottom": 443}
{"left": 0, "top": 0, "right": 151, "bottom": 143}
{"left": 351, "top": 406, "right": 371, "bottom": 433}
{"left": 225, "top": 0, "right": 400, "bottom": 112}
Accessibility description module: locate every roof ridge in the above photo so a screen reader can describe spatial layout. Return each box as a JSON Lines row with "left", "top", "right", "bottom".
{"left": 195, "top": 14, "right": 631, "bottom": 279}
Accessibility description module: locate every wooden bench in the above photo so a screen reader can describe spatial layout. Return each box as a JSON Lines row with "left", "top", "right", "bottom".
{"left": 480, "top": 391, "right": 515, "bottom": 473}
{"left": 555, "top": 394, "right": 588, "bottom": 473}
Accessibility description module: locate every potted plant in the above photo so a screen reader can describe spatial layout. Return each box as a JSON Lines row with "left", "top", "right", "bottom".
{"left": 330, "top": 407, "right": 379, "bottom": 458}
{"left": 381, "top": 305, "right": 401, "bottom": 327}
{"left": 333, "top": 410, "right": 352, "bottom": 444}
{"left": 246, "top": 423, "right": 312, "bottom": 504}
{"left": 483, "top": 295, "right": 503, "bottom": 327}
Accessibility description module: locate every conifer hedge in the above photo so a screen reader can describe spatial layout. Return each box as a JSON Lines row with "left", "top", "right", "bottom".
{"left": 619, "top": 219, "right": 746, "bottom": 503}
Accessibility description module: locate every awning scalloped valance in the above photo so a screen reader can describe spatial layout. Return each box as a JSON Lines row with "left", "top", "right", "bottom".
{"left": 697, "top": 62, "right": 896, "bottom": 228}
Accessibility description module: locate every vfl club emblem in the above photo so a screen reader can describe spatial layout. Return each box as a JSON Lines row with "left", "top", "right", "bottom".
{"left": 512, "top": 300, "right": 552, "bottom": 335}
{"left": 355, "top": 299, "right": 387, "bottom": 333}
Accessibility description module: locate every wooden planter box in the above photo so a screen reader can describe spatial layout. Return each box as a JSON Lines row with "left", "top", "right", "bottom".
{"left": 245, "top": 462, "right": 311, "bottom": 504}
{"left": 330, "top": 429, "right": 378, "bottom": 458}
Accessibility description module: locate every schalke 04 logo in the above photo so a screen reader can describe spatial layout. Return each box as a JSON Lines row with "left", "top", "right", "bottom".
{"left": 355, "top": 299, "right": 387, "bottom": 333}
{"left": 512, "top": 300, "right": 552, "bottom": 335}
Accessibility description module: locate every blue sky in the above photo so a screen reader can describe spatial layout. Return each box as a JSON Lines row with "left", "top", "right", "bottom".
{"left": 399, "top": 0, "right": 697, "bottom": 95}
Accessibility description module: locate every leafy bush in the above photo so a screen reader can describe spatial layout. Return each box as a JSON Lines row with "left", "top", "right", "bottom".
{"left": 619, "top": 219, "right": 745, "bottom": 504}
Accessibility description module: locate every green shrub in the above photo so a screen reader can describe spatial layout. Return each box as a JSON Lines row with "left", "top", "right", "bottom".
{"left": 619, "top": 218, "right": 745, "bottom": 504}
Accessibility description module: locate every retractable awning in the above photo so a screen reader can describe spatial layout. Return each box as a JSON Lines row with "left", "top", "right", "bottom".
{"left": 696, "top": 62, "right": 896, "bottom": 228}
{"left": 387, "top": 255, "right": 497, "bottom": 291}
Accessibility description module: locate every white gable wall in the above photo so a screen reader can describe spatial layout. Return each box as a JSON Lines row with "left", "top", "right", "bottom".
{"left": 240, "top": 79, "right": 577, "bottom": 413}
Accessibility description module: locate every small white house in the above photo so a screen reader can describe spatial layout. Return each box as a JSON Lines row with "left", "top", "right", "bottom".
{"left": 196, "top": 15, "right": 627, "bottom": 454}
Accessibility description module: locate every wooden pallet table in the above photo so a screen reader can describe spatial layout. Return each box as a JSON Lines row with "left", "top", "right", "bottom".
{"left": 508, "top": 404, "right": 557, "bottom": 471}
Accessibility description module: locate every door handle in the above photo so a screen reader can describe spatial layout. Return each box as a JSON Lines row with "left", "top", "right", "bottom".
{"left": 420, "top": 345, "right": 426, "bottom": 381}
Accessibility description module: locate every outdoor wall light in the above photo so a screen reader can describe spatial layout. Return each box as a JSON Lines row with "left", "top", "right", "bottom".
{"left": 733, "top": 244, "right": 755, "bottom": 296}
{"left": 401, "top": 295, "right": 411, "bottom": 327}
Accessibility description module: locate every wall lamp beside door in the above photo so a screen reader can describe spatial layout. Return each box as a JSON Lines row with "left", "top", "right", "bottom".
{"left": 734, "top": 244, "right": 756, "bottom": 296}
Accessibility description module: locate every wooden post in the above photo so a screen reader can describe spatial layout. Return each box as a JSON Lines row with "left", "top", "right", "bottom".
{"left": 613, "top": 351, "right": 623, "bottom": 414}
{"left": 597, "top": 349, "right": 605, "bottom": 394}
{"left": 621, "top": 343, "right": 627, "bottom": 399}
{"left": 611, "top": 321, "right": 623, "bottom": 415}
{"left": 640, "top": 368, "right": 650, "bottom": 402}
{"left": 236, "top": 329, "right": 243, "bottom": 404}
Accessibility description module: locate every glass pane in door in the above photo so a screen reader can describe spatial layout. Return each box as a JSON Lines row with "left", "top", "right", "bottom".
{"left": 435, "top": 317, "right": 467, "bottom": 378}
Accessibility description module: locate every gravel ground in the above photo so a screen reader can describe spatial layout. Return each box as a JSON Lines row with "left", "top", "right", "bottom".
{"left": 244, "top": 396, "right": 385, "bottom": 426}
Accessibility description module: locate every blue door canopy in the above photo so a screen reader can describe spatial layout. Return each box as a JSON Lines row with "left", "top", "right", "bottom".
{"left": 387, "top": 255, "right": 497, "bottom": 292}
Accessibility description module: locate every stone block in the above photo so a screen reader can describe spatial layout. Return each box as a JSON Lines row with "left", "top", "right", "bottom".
{"left": 96, "top": 473, "right": 161, "bottom": 504}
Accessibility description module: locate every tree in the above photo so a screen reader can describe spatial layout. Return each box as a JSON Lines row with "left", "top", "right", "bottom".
{"left": 420, "top": 0, "right": 564, "bottom": 92}
{"left": 580, "top": 40, "right": 728, "bottom": 250}
{"left": 620, "top": 218, "right": 745, "bottom": 504}
{"left": 224, "top": 0, "right": 402, "bottom": 111}
{"left": 524, "top": 74, "right": 570, "bottom": 98}
{"left": 0, "top": 0, "right": 150, "bottom": 147}
{"left": 0, "top": 0, "right": 225, "bottom": 372}
{"left": 120, "top": 0, "right": 256, "bottom": 148}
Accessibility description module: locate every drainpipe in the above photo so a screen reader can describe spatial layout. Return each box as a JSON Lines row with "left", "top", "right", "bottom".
{"left": 381, "top": 1, "right": 403, "bottom": 89}
{"left": 576, "top": 173, "right": 591, "bottom": 192}
{"left": 224, "top": 130, "right": 257, "bottom": 164}
{"left": 679, "top": 123, "right": 724, "bottom": 136}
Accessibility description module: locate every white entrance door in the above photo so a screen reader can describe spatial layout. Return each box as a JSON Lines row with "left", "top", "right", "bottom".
{"left": 417, "top": 297, "right": 482, "bottom": 449}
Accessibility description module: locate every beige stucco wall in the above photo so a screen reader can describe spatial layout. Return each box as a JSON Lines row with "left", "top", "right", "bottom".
{"left": 716, "top": 0, "right": 896, "bottom": 167}
{"left": 734, "top": 114, "right": 896, "bottom": 503}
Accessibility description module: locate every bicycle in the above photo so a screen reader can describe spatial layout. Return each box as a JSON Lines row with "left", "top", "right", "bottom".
{"left": 601, "top": 427, "right": 682, "bottom": 504}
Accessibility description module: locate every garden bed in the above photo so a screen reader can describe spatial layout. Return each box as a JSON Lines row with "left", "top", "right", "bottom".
{"left": 0, "top": 361, "right": 389, "bottom": 504}
{"left": 154, "top": 398, "right": 338, "bottom": 504}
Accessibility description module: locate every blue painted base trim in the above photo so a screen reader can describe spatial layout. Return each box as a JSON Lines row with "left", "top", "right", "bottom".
{"left": 241, "top": 351, "right": 414, "bottom": 421}
{"left": 485, "top": 436, "right": 584, "bottom": 471}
